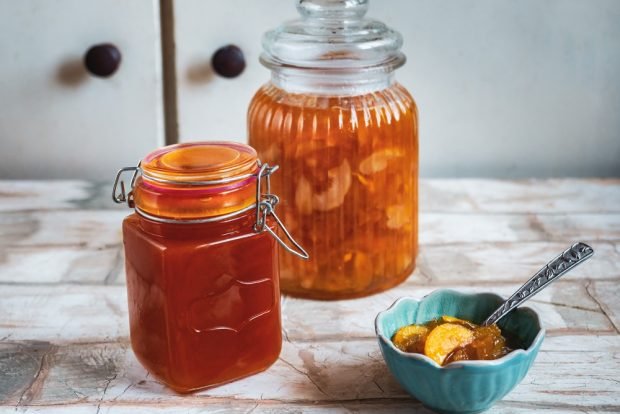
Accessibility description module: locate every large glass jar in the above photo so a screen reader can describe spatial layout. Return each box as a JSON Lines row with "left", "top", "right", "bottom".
{"left": 248, "top": 0, "right": 418, "bottom": 299}
{"left": 112, "top": 142, "right": 304, "bottom": 392}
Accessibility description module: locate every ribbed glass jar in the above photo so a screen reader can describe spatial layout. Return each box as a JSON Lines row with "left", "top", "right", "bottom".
{"left": 248, "top": 0, "right": 418, "bottom": 299}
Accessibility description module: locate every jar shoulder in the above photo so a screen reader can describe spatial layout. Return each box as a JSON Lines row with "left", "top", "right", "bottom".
{"left": 249, "top": 81, "right": 417, "bottom": 114}
{"left": 122, "top": 213, "right": 276, "bottom": 245}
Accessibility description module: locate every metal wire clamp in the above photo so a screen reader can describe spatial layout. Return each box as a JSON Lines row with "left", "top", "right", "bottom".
{"left": 254, "top": 163, "right": 309, "bottom": 260}
{"left": 112, "top": 165, "right": 140, "bottom": 207}
{"left": 111, "top": 161, "right": 309, "bottom": 260}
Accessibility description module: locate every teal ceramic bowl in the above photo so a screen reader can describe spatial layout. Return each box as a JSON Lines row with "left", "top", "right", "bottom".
{"left": 375, "top": 290, "right": 545, "bottom": 414}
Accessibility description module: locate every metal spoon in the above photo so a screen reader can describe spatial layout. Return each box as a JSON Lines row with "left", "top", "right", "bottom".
{"left": 482, "top": 242, "right": 594, "bottom": 326}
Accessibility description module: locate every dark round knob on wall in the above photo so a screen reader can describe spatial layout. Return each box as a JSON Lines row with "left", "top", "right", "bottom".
{"left": 211, "top": 45, "right": 246, "bottom": 78}
{"left": 84, "top": 43, "right": 122, "bottom": 78}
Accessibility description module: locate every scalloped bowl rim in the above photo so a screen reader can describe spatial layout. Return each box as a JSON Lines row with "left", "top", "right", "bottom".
{"left": 374, "top": 289, "right": 546, "bottom": 370}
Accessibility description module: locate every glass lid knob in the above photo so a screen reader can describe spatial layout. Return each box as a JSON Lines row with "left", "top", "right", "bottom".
{"left": 296, "top": 0, "right": 368, "bottom": 20}
{"left": 261, "top": 0, "right": 405, "bottom": 72}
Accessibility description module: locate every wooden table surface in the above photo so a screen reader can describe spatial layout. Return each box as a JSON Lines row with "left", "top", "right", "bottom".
{"left": 1, "top": 179, "right": 619, "bottom": 413}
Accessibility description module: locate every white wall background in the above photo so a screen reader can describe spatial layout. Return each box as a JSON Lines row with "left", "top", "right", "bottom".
{"left": 389, "top": 0, "right": 620, "bottom": 177}
{"left": 175, "top": 0, "right": 620, "bottom": 178}
{"left": 0, "top": 0, "right": 618, "bottom": 179}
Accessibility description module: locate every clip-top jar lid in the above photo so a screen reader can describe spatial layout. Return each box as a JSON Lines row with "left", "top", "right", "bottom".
{"left": 261, "top": 0, "right": 405, "bottom": 72}
{"left": 141, "top": 142, "right": 258, "bottom": 185}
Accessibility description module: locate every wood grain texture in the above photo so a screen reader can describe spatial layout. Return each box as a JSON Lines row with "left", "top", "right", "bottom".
{"left": 0, "top": 181, "right": 118, "bottom": 212}
{"left": 282, "top": 280, "right": 617, "bottom": 341}
{"left": 0, "top": 181, "right": 93, "bottom": 212}
{"left": 0, "top": 336, "right": 619, "bottom": 411}
{"left": 0, "top": 281, "right": 615, "bottom": 344}
{"left": 420, "top": 179, "right": 620, "bottom": 214}
{"left": 1, "top": 179, "right": 619, "bottom": 213}
{"left": 416, "top": 241, "right": 620, "bottom": 284}
{"left": 1, "top": 404, "right": 618, "bottom": 414}
{"left": 1, "top": 210, "right": 618, "bottom": 250}
{"left": 0, "top": 210, "right": 125, "bottom": 249}
{"left": 420, "top": 213, "right": 620, "bottom": 244}
{"left": 0, "top": 246, "right": 122, "bottom": 285}
{"left": 0, "top": 286, "right": 128, "bottom": 343}
{"left": 0, "top": 179, "right": 619, "bottom": 413}
{"left": 1, "top": 241, "right": 617, "bottom": 286}
{"left": 587, "top": 281, "right": 620, "bottom": 334}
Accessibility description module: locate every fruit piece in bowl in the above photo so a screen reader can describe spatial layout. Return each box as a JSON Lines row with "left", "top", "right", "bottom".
{"left": 375, "top": 289, "right": 545, "bottom": 414}
{"left": 392, "top": 315, "right": 513, "bottom": 365}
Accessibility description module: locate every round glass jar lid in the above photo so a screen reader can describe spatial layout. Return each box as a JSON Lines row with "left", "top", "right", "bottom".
{"left": 141, "top": 142, "right": 258, "bottom": 184}
{"left": 261, "top": 0, "right": 405, "bottom": 72}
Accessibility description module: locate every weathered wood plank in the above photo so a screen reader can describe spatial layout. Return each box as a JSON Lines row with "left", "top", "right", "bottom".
{"left": 0, "top": 247, "right": 122, "bottom": 285}
{"left": 4, "top": 404, "right": 620, "bottom": 414}
{"left": 415, "top": 241, "right": 620, "bottom": 284}
{"left": 0, "top": 179, "right": 618, "bottom": 413}
{"left": 0, "top": 241, "right": 617, "bottom": 286}
{"left": 1, "top": 402, "right": 437, "bottom": 414}
{"left": 421, "top": 213, "right": 620, "bottom": 245}
{"left": 0, "top": 282, "right": 613, "bottom": 344}
{"left": 588, "top": 281, "right": 620, "bottom": 334}
{"left": 0, "top": 336, "right": 618, "bottom": 409}
{"left": 0, "top": 210, "right": 125, "bottom": 249}
{"left": 0, "top": 341, "right": 56, "bottom": 408}
{"left": 1, "top": 210, "right": 618, "bottom": 252}
{"left": 282, "top": 281, "right": 615, "bottom": 341}
{"left": 0, "top": 181, "right": 94, "bottom": 212}
{"left": 2, "top": 179, "right": 619, "bottom": 214}
{"left": 421, "top": 179, "right": 620, "bottom": 214}
{"left": 3, "top": 403, "right": 618, "bottom": 414}
{"left": 0, "top": 181, "right": 123, "bottom": 213}
{"left": 0, "top": 286, "right": 128, "bottom": 343}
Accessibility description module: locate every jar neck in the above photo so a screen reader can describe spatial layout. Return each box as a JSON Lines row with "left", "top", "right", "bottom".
{"left": 132, "top": 175, "right": 257, "bottom": 222}
{"left": 270, "top": 68, "right": 395, "bottom": 96}
{"left": 136, "top": 208, "right": 260, "bottom": 240}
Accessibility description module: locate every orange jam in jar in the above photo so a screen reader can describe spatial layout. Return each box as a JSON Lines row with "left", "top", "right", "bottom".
{"left": 248, "top": 0, "right": 418, "bottom": 299}
{"left": 113, "top": 142, "right": 305, "bottom": 392}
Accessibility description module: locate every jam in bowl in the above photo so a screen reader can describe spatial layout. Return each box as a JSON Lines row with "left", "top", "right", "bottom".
{"left": 375, "top": 289, "right": 545, "bottom": 414}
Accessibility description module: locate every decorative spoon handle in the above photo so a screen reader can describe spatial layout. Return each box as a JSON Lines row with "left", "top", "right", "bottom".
{"left": 482, "top": 242, "right": 594, "bottom": 326}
